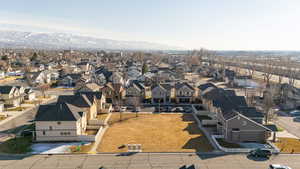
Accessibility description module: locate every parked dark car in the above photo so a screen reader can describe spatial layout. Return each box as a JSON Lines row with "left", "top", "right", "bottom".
{"left": 248, "top": 148, "right": 272, "bottom": 158}
{"left": 133, "top": 107, "right": 141, "bottom": 112}
{"left": 289, "top": 110, "right": 300, "bottom": 117}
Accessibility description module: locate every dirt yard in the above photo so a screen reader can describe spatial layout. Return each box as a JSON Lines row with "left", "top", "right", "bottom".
{"left": 97, "top": 113, "right": 213, "bottom": 153}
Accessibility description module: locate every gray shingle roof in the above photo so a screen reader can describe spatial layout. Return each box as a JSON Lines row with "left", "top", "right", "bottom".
{"left": 0, "top": 86, "right": 14, "bottom": 94}
{"left": 57, "top": 95, "right": 92, "bottom": 108}
{"left": 35, "top": 103, "right": 84, "bottom": 121}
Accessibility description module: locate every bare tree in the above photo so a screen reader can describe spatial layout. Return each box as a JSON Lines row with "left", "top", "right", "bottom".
{"left": 245, "top": 57, "right": 256, "bottom": 77}
{"left": 132, "top": 96, "right": 141, "bottom": 117}
{"left": 112, "top": 84, "right": 123, "bottom": 121}
{"left": 263, "top": 86, "right": 275, "bottom": 124}
{"left": 38, "top": 84, "right": 50, "bottom": 98}
{"left": 285, "top": 57, "right": 298, "bottom": 86}
{"left": 262, "top": 56, "right": 275, "bottom": 86}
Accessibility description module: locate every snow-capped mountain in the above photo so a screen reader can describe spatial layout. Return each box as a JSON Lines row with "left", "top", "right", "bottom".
{"left": 0, "top": 30, "right": 183, "bottom": 50}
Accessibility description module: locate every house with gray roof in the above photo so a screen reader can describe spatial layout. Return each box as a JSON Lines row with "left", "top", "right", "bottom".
{"left": 175, "top": 82, "right": 196, "bottom": 103}
{"left": 200, "top": 84, "right": 271, "bottom": 143}
{"left": 34, "top": 102, "right": 88, "bottom": 142}
{"left": 151, "top": 83, "right": 175, "bottom": 104}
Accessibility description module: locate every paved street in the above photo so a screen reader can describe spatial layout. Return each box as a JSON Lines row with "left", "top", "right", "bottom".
{"left": 0, "top": 87, "right": 72, "bottom": 133}
{"left": 0, "top": 98, "right": 56, "bottom": 133}
{"left": 0, "top": 153, "right": 298, "bottom": 169}
{"left": 275, "top": 113, "right": 300, "bottom": 138}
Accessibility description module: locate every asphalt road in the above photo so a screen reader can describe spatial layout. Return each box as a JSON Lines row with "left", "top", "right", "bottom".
{"left": 0, "top": 153, "right": 298, "bottom": 169}
{"left": 276, "top": 116, "right": 300, "bottom": 138}
{"left": 274, "top": 111, "right": 300, "bottom": 138}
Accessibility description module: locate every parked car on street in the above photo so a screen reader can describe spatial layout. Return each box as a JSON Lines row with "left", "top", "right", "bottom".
{"left": 293, "top": 116, "right": 300, "bottom": 122}
{"left": 248, "top": 148, "right": 272, "bottom": 158}
{"left": 172, "top": 107, "right": 184, "bottom": 112}
{"left": 269, "top": 164, "right": 292, "bottom": 169}
{"left": 289, "top": 110, "right": 300, "bottom": 117}
{"left": 120, "top": 106, "right": 127, "bottom": 112}
{"left": 133, "top": 106, "right": 141, "bottom": 112}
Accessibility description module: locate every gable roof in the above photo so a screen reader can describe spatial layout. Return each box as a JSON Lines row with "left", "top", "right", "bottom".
{"left": 62, "top": 73, "right": 82, "bottom": 80}
{"left": 237, "top": 107, "right": 264, "bottom": 118}
{"left": 57, "top": 95, "right": 92, "bottom": 108}
{"left": 175, "top": 82, "right": 195, "bottom": 91}
{"left": 94, "top": 66, "right": 112, "bottom": 79}
{"left": 35, "top": 102, "right": 84, "bottom": 121}
{"left": 0, "top": 86, "right": 14, "bottom": 94}
{"left": 198, "top": 83, "right": 217, "bottom": 91}
{"left": 75, "top": 91, "right": 103, "bottom": 101}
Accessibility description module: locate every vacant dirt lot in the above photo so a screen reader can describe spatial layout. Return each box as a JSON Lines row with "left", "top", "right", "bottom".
{"left": 97, "top": 113, "right": 213, "bottom": 153}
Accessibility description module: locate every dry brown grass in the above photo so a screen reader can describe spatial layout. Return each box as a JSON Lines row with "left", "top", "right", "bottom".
{"left": 108, "top": 113, "right": 138, "bottom": 124}
{"left": 97, "top": 114, "right": 213, "bottom": 153}
{"left": 274, "top": 137, "right": 300, "bottom": 153}
{"left": 0, "top": 115, "right": 7, "bottom": 121}
{"left": 85, "top": 129, "right": 98, "bottom": 135}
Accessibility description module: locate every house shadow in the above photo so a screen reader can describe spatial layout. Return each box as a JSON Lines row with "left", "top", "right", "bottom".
{"left": 181, "top": 114, "right": 230, "bottom": 159}
{"left": 246, "top": 154, "right": 270, "bottom": 161}
{"left": 1, "top": 124, "right": 29, "bottom": 134}
{"left": 181, "top": 113, "right": 195, "bottom": 122}
{"left": 115, "top": 152, "right": 138, "bottom": 156}
{"left": 196, "top": 153, "right": 229, "bottom": 160}
{"left": 0, "top": 154, "right": 33, "bottom": 160}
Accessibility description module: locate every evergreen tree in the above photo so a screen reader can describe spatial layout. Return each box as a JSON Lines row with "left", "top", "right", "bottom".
{"left": 142, "top": 63, "right": 148, "bottom": 75}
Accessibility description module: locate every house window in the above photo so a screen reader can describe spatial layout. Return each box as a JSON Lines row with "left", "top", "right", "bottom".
{"left": 57, "top": 121, "right": 61, "bottom": 125}
{"left": 232, "top": 128, "right": 240, "bottom": 131}
{"left": 42, "top": 131, "right": 46, "bottom": 135}
{"left": 49, "top": 126, "right": 53, "bottom": 130}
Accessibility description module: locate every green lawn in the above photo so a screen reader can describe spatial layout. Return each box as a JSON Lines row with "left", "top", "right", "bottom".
{"left": 0, "top": 136, "right": 32, "bottom": 154}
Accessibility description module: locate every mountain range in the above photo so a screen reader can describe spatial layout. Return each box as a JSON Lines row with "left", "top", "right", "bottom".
{"left": 0, "top": 29, "right": 183, "bottom": 51}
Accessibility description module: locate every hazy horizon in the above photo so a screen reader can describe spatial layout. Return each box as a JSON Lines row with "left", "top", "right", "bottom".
{"left": 1, "top": 0, "right": 300, "bottom": 51}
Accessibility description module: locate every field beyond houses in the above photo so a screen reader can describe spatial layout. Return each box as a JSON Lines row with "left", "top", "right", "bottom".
{"left": 97, "top": 114, "right": 213, "bottom": 153}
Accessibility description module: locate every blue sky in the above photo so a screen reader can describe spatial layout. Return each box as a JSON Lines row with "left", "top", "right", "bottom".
{"left": 0, "top": 0, "right": 300, "bottom": 50}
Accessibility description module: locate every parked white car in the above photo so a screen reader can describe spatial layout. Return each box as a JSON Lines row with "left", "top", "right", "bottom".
{"left": 269, "top": 164, "right": 292, "bottom": 169}
{"left": 120, "top": 106, "right": 127, "bottom": 112}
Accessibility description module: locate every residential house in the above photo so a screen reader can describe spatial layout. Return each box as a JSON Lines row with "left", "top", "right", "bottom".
{"left": 34, "top": 102, "right": 87, "bottom": 141}
{"left": 75, "top": 82, "right": 102, "bottom": 93}
{"left": 237, "top": 107, "right": 264, "bottom": 124}
{"left": 75, "top": 91, "right": 112, "bottom": 113}
{"left": 200, "top": 84, "right": 271, "bottom": 143}
{"left": 126, "top": 81, "right": 151, "bottom": 105}
{"left": 59, "top": 73, "right": 83, "bottom": 87}
{"left": 151, "top": 83, "right": 175, "bottom": 104}
{"left": 136, "top": 72, "right": 155, "bottom": 86}
{"left": 109, "top": 72, "right": 124, "bottom": 85}
{"left": 216, "top": 108, "right": 271, "bottom": 143}
{"left": 0, "top": 86, "right": 22, "bottom": 107}
{"left": 100, "top": 82, "right": 126, "bottom": 103}
{"left": 273, "top": 83, "right": 300, "bottom": 110}
{"left": 175, "top": 82, "right": 196, "bottom": 103}
{"left": 92, "top": 66, "right": 112, "bottom": 85}
{"left": 57, "top": 94, "right": 97, "bottom": 120}
{"left": 25, "top": 71, "right": 46, "bottom": 85}
{"left": 24, "top": 88, "right": 36, "bottom": 101}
